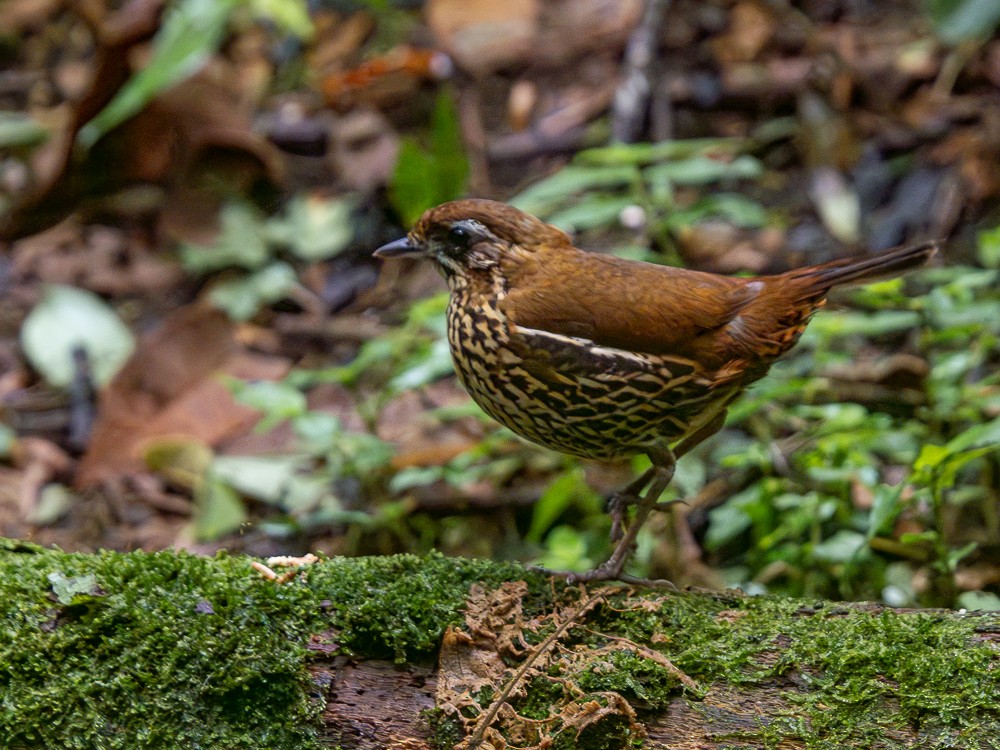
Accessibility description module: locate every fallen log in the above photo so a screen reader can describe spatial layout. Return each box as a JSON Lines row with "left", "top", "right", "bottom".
{"left": 1, "top": 539, "right": 997, "bottom": 749}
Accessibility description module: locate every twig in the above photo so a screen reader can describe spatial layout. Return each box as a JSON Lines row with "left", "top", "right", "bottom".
{"left": 612, "top": 0, "right": 671, "bottom": 143}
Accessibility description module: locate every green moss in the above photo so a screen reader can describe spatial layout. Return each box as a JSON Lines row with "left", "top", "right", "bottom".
{"left": 591, "top": 591, "right": 1000, "bottom": 747}
{"left": 307, "top": 553, "right": 546, "bottom": 661}
{"left": 2, "top": 543, "right": 998, "bottom": 749}
{"left": 514, "top": 676, "right": 568, "bottom": 720}
{"left": 0, "top": 544, "right": 535, "bottom": 750}
{"left": 424, "top": 707, "right": 466, "bottom": 748}
{"left": 575, "top": 649, "right": 682, "bottom": 708}
{"left": 0, "top": 547, "right": 319, "bottom": 749}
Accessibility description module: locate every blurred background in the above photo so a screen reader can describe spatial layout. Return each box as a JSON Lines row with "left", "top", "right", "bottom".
{"left": 1, "top": 0, "right": 999, "bottom": 609}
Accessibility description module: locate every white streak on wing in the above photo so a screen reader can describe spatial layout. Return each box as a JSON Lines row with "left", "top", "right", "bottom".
{"left": 513, "top": 326, "right": 653, "bottom": 365}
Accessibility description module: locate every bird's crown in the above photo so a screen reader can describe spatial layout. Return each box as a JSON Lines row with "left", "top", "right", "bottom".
{"left": 375, "top": 199, "right": 570, "bottom": 279}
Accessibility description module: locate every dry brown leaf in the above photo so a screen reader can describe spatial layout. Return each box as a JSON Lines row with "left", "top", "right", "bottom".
{"left": 0, "top": 0, "right": 283, "bottom": 242}
{"left": 427, "top": 0, "right": 539, "bottom": 77}
{"left": 76, "top": 304, "right": 290, "bottom": 487}
{"left": 709, "top": 1, "right": 778, "bottom": 65}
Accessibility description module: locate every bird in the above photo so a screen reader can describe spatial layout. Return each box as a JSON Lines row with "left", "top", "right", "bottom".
{"left": 375, "top": 199, "right": 936, "bottom": 581}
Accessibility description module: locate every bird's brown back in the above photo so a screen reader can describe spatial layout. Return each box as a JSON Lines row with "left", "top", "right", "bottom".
{"left": 499, "top": 239, "right": 935, "bottom": 378}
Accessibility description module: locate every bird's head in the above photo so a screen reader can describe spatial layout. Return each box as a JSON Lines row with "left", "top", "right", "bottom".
{"left": 374, "top": 199, "right": 570, "bottom": 285}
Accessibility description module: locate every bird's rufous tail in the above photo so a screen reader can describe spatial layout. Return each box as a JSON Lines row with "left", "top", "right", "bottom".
{"left": 792, "top": 240, "right": 937, "bottom": 291}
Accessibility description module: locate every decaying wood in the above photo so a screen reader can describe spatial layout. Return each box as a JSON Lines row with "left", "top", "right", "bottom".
{"left": 306, "top": 581, "right": 1000, "bottom": 749}
{"left": 4, "top": 546, "right": 997, "bottom": 749}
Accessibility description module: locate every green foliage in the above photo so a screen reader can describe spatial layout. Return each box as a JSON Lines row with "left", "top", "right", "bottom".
{"left": 209, "top": 386, "right": 395, "bottom": 537}
{"left": 925, "top": 0, "right": 1000, "bottom": 44}
{"left": 0, "top": 424, "right": 15, "bottom": 459}
{"left": 20, "top": 285, "right": 136, "bottom": 388}
{"left": 0, "top": 111, "right": 49, "bottom": 149}
{"left": 209, "top": 262, "right": 298, "bottom": 320}
{"left": 265, "top": 194, "right": 355, "bottom": 262}
{"left": 294, "top": 291, "right": 451, "bottom": 399}
{"left": 180, "top": 196, "right": 355, "bottom": 320}
{"left": 77, "top": 0, "right": 311, "bottom": 149}
{"left": 512, "top": 134, "right": 780, "bottom": 237}
{"left": 699, "top": 244, "right": 1000, "bottom": 606}
{"left": 389, "top": 91, "right": 469, "bottom": 225}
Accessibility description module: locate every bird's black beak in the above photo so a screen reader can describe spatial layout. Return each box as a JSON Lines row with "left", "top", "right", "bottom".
{"left": 374, "top": 236, "right": 424, "bottom": 259}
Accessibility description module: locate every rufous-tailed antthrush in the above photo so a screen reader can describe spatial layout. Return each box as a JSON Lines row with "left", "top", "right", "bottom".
{"left": 376, "top": 199, "right": 936, "bottom": 581}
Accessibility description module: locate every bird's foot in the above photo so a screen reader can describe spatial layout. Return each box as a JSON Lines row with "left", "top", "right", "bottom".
{"left": 528, "top": 559, "right": 625, "bottom": 583}
{"left": 654, "top": 496, "right": 687, "bottom": 511}
{"left": 529, "top": 562, "right": 677, "bottom": 588}
{"left": 609, "top": 492, "right": 685, "bottom": 541}
{"left": 608, "top": 492, "right": 630, "bottom": 542}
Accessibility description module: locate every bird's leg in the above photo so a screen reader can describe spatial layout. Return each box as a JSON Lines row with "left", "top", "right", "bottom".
{"left": 608, "top": 467, "right": 655, "bottom": 541}
{"left": 609, "top": 410, "right": 729, "bottom": 536}
{"left": 571, "top": 450, "right": 677, "bottom": 582}
{"left": 575, "top": 411, "right": 730, "bottom": 582}
{"left": 653, "top": 410, "right": 727, "bottom": 511}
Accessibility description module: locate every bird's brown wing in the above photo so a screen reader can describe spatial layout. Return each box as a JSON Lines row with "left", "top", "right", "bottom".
{"left": 499, "top": 247, "right": 758, "bottom": 363}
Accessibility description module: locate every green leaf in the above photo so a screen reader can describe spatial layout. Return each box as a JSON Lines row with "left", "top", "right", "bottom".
{"left": 292, "top": 412, "right": 342, "bottom": 453}
{"left": 913, "top": 443, "right": 951, "bottom": 472}
{"left": 389, "top": 141, "right": 437, "bottom": 226}
{"left": 642, "top": 154, "right": 763, "bottom": 186}
{"left": 245, "top": 0, "right": 313, "bottom": 37}
{"left": 179, "top": 201, "right": 270, "bottom": 272}
{"left": 0, "top": 111, "right": 49, "bottom": 149}
{"left": 976, "top": 225, "right": 1000, "bottom": 268}
{"left": 526, "top": 469, "right": 586, "bottom": 544}
{"left": 946, "top": 540, "right": 978, "bottom": 570}
{"left": 868, "top": 484, "right": 904, "bottom": 539}
{"left": 534, "top": 525, "right": 594, "bottom": 572}
{"left": 512, "top": 165, "right": 640, "bottom": 216}
{"left": 665, "top": 192, "right": 768, "bottom": 229}
{"left": 77, "top": 0, "right": 239, "bottom": 149}
{"left": 957, "top": 590, "right": 1000, "bottom": 611}
{"left": 388, "top": 91, "right": 468, "bottom": 225}
{"left": 280, "top": 475, "right": 337, "bottom": 515}
{"left": 27, "top": 485, "right": 74, "bottom": 526}
{"left": 231, "top": 379, "right": 308, "bottom": 429}
{"left": 389, "top": 338, "right": 455, "bottom": 392}
{"left": 925, "top": 0, "right": 1000, "bottom": 44}
{"left": 143, "top": 438, "right": 213, "bottom": 490}
{"left": 803, "top": 310, "right": 923, "bottom": 340}
{"left": 900, "top": 529, "right": 939, "bottom": 546}
{"left": 47, "top": 572, "right": 99, "bottom": 605}
{"left": 390, "top": 465, "right": 446, "bottom": 492}
{"left": 576, "top": 137, "right": 748, "bottom": 166}
{"left": 943, "top": 416, "right": 1000, "bottom": 455}
{"left": 21, "top": 285, "right": 135, "bottom": 388}
{"left": 406, "top": 292, "right": 449, "bottom": 329}
{"left": 193, "top": 472, "right": 247, "bottom": 540}
{"left": 546, "top": 196, "right": 636, "bottom": 232}
{"left": 705, "top": 487, "right": 758, "bottom": 550}
{"left": 430, "top": 91, "right": 469, "bottom": 205}
{"left": 208, "top": 261, "right": 297, "bottom": 320}
{"left": 0, "top": 423, "right": 15, "bottom": 459}
{"left": 812, "top": 530, "right": 866, "bottom": 563}
{"left": 210, "top": 455, "right": 304, "bottom": 504}
{"left": 265, "top": 195, "right": 354, "bottom": 261}
{"left": 332, "top": 431, "right": 393, "bottom": 475}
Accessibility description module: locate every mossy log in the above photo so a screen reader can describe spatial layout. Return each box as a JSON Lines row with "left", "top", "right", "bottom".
{"left": 1, "top": 539, "right": 998, "bottom": 750}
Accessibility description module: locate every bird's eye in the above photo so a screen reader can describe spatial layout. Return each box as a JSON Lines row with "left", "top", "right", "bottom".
{"left": 447, "top": 225, "right": 471, "bottom": 247}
